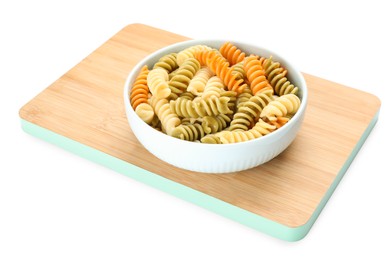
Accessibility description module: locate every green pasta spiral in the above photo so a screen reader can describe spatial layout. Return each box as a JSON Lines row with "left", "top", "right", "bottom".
{"left": 169, "top": 58, "right": 200, "bottom": 99}
{"left": 201, "top": 114, "right": 231, "bottom": 134}
{"left": 171, "top": 123, "right": 205, "bottom": 141}
{"left": 169, "top": 96, "right": 232, "bottom": 118}
{"left": 201, "top": 134, "right": 223, "bottom": 144}
{"left": 262, "top": 57, "right": 298, "bottom": 96}
{"left": 153, "top": 53, "right": 179, "bottom": 73}
{"left": 236, "top": 85, "right": 253, "bottom": 109}
{"left": 231, "top": 61, "right": 246, "bottom": 80}
{"left": 220, "top": 91, "right": 237, "bottom": 114}
{"left": 229, "top": 93, "right": 273, "bottom": 131}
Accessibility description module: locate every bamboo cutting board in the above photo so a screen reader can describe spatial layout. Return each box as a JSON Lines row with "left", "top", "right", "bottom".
{"left": 19, "top": 24, "right": 381, "bottom": 241}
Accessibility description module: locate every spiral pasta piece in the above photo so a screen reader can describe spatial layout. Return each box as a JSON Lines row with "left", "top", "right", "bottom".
{"left": 135, "top": 103, "right": 155, "bottom": 125}
{"left": 231, "top": 61, "right": 246, "bottom": 80}
{"left": 169, "top": 58, "right": 200, "bottom": 99}
{"left": 201, "top": 76, "right": 225, "bottom": 100}
{"left": 130, "top": 65, "right": 150, "bottom": 110}
{"left": 201, "top": 114, "right": 231, "bottom": 134}
{"left": 149, "top": 96, "right": 181, "bottom": 135}
{"left": 219, "top": 42, "right": 246, "bottom": 65}
{"left": 195, "top": 50, "right": 246, "bottom": 94}
{"left": 236, "top": 84, "right": 253, "bottom": 109}
{"left": 194, "top": 48, "right": 224, "bottom": 65}
{"left": 170, "top": 96, "right": 232, "bottom": 118}
{"left": 229, "top": 93, "right": 273, "bottom": 131}
{"left": 147, "top": 68, "right": 171, "bottom": 99}
{"left": 216, "top": 119, "right": 276, "bottom": 144}
{"left": 153, "top": 53, "right": 179, "bottom": 73}
{"left": 221, "top": 90, "right": 237, "bottom": 114}
{"left": 187, "top": 67, "right": 214, "bottom": 96}
{"left": 261, "top": 57, "right": 298, "bottom": 96}
{"left": 176, "top": 45, "right": 212, "bottom": 66}
{"left": 260, "top": 94, "right": 301, "bottom": 121}
{"left": 201, "top": 134, "right": 222, "bottom": 144}
{"left": 171, "top": 123, "right": 205, "bottom": 141}
{"left": 244, "top": 56, "right": 273, "bottom": 95}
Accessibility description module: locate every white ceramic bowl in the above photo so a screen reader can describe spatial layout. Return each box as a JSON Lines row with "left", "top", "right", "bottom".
{"left": 124, "top": 40, "right": 307, "bottom": 173}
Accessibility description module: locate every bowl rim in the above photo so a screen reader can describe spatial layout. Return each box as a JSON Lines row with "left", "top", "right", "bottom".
{"left": 123, "top": 39, "right": 308, "bottom": 147}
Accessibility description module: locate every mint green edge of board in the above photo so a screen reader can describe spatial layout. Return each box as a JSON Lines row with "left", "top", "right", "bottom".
{"left": 20, "top": 111, "right": 379, "bottom": 241}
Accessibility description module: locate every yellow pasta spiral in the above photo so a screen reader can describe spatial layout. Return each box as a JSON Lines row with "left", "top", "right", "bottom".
{"left": 169, "top": 58, "right": 200, "bottom": 99}
{"left": 153, "top": 53, "right": 179, "bottom": 73}
{"left": 169, "top": 96, "right": 232, "bottom": 118}
{"left": 229, "top": 93, "right": 273, "bottom": 131}
{"left": 149, "top": 96, "right": 181, "bottom": 135}
{"left": 260, "top": 94, "right": 301, "bottom": 121}
{"left": 261, "top": 57, "right": 298, "bottom": 96}
{"left": 187, "top": 67, "right": 214, "bottom": 96}
{"left": 201, "top": 76, "right": 225, "bottom": 100}
{"left": 216, "top": 119, "right": 276, "bottom": 144}
{"left": 147, "top": 68, "right": 171, "bottom": 99}
{"left": 135, "top": 103, "right": 155, "bottom": 125}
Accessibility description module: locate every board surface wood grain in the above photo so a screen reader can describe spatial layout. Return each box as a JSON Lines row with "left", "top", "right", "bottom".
{"left": 19, "top": 23, "right": 380, "bottom": 228}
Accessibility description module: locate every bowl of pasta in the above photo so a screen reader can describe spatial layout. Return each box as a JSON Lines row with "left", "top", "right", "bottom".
{"left": 124, "top": 39, "right": 307, "bottom": 173}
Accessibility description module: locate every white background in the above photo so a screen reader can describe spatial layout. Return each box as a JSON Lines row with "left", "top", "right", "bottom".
{"left": 1, "top": 0, "right": 389, "bottom": 259}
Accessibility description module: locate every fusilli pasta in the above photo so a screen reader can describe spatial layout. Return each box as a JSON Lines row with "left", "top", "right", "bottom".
{"left": 169, "top": 58, "right": 200, "bottom": 99}
{"left": 147, "top": 68, "right": 171, "bottom": 99}
{"left": 244, "top": 56, "right": 273, "bottom": 95}
{"left": 149, "top": 96, "right": 181, "bottom": 135}
{"left": 170, "top": 96, "right": 232, "bottom": 118}
{"left": 260, "top": 94, "right": 300, "bottom": 121}
{"left": 187, "top": 67, "right": 214, "bottom": 96}
{"left": 195, "top": 50, "right": 246, "bottom": 94}
{"left": 153, "top": 53, "right": 179, "bottom": 73}
{"left": 130, "top": 65, "right": 149, "bottom": 109}
{"left": 229, "top": 92, "right": 273, "bottom": 131}
{"left": 261, "top": 57, "right": 298, "bottom": 96}
{"left": 219, "top": 42, "right": 246, "bottom": 65}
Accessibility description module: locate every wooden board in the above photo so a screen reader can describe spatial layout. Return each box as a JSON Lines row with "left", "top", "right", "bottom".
{"left": 19, "top": 24, "right": 381, "bottom": 240}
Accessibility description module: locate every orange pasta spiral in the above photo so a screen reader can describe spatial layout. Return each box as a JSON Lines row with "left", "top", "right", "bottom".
{"left": 195, "top": 50, "right": 246, "bottom": 94}
{"left": 219, "top": 42, "right": 246, "bottom": 65}
{"left": 130, "top": 65, "right": 150, "bottom": 110}
{"left": 244, "top": 56, "right": 273, "bottom": 95}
